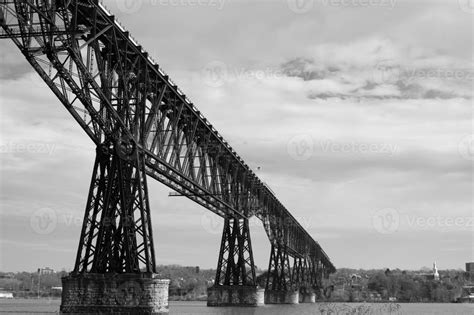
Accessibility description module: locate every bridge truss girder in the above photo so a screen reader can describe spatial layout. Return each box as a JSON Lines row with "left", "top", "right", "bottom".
{"left": 0, "top": 0, "right": 335, "bottom": 275}
{"left": 214, "top": 218, "right": 256, "bottom": 286}
{"left": 73, "top": 143, "right": 156, "bottom": 274}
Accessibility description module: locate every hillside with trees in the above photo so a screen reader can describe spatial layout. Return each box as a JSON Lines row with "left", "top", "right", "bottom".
{"left": 327, "top": 268, "right": 472, "bottom": 303}
{"left": 0, "top": 266, "right": 471, "bottom": 302}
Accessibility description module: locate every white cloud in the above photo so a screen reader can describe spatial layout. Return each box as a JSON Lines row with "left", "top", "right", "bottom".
{"left": 0, "top": 0, "right": 471, "bottom": 271}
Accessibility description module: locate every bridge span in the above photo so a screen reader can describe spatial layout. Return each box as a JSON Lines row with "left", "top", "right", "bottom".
{"left": 0, "top": 0, "right": 335, "bottom": 312}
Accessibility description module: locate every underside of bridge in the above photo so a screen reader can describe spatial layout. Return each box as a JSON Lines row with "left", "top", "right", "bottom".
{"left": 0, "top": 0, "right": 336, "bottom": 313}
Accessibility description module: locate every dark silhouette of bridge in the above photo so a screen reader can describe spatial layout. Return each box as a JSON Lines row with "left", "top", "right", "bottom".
{"left": 1, "top": 0, "right": 335, "bottom": 312}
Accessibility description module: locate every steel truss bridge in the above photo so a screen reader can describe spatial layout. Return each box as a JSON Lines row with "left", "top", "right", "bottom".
{"left": 0, "top": 0, "right": 335, "bottom": 297}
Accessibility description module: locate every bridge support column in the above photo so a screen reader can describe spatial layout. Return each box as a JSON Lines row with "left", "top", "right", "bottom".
{"left": 264, "top": 244, "right": 299, "bottom": 304}
{"left": 60, "top": 143, "right": 169, "bottom": 314}
{"left": 207, "top": 217, "right": 264, "bottom": 306}
{"left": 60, "top": 273, "right": 169, "bottom": 314}
{"left": 293, "top": 257, "right": 315, "bottom": 303}
{"left": 308, "top": 256, "right": 331, "bottom": 300}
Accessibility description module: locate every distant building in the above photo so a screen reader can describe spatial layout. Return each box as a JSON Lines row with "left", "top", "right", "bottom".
{"left": 457, "top": 285, "right": 474, "bottom": 303}
{"left": 368, "top": 291, "right": 382, "bottom": 302}
{"left": 433, "top": 262, "right": 440, "bottom": 281}
{"left": 39, "top": 267, "right": 54, "bottom": 275}
{"left": 421, "top": 261, "right": 440, "bottom": 281}
{"left": 350, "top": 274, "right": 362, "bottom": 281}
{"left": 466, "top": 262, "right": 474, "bottom": 274}
{"left": 0, "top": 291, "right": 13, "bottom": 299}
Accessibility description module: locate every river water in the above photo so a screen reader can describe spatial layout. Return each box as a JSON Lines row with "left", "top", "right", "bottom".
{"left": 172, "top": 301, "right": 473, "bottom": 315}
{"left": 0, "top": 299, "right": 473, "bottom": 314}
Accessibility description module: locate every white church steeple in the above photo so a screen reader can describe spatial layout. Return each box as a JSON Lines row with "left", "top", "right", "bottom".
{"left": 433, "top": 261, "right": 440, "bottom": 280}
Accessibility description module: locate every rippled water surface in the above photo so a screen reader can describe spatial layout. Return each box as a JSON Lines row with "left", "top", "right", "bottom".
{"left": 0, "top": 299, "right": 473, "bottom": 314}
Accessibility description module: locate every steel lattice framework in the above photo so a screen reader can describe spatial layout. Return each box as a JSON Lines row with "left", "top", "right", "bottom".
{"left": 0, "top": 0, "right": 335, "bottom": 289}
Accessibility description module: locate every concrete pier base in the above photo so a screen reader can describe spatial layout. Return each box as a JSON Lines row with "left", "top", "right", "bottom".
{"left": 299, "top": 292, "right": 316, "bottom": 303}
{"left": 60, "top": 273, "right": 169, "bottom": 314}
{"left": 207, "top": 285, "right": 265, "bottom": 306}
{"left": 264, "top": 290, "right": 299, "bottom": 304}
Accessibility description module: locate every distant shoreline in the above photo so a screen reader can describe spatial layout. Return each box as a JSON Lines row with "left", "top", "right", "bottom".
{"left": 0, "top": 296, "right": 466, "bottom": 304}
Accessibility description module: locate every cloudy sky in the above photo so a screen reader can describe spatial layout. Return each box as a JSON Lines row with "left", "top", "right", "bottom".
{"left": 0, "top": 0, "right": 472, "bottom": 273}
